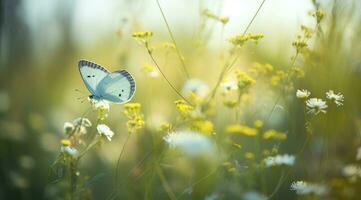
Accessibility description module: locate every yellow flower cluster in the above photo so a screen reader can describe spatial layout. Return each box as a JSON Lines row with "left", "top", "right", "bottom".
{"left": 132, "top": 31, "right": 153, "bottom": 39}
{"left": 263, "top": 129, "right": 287, "bottom": 140}
{"left": 162, "top": 42, "right": 176, "bottom": 49}
{"left": 174, "top": 100, "right": 194, "bottom": 118}
{"left": 132, "top": 31, "right": 153, "bottom": 43}
{"left": 159, "top": 123, "right": 172, "bottom": 133}
{"left": 226, "top": 124, "right": 258, "bottom": 137}
{"left": 300, "top": 25, "right": 313, "bottom": 39}
{"left": 229, "top": 33, "right": 264, "bottom": 47}
{"left": 270, "top": 70, "right": 287, "bottom": 86}
{"left": 202, "top": 9, "right": 229, "bottom": 25}
{"left": 311, "top": 9, "right": 325, "bottom": 24}
{"left": 61, "top": 139, "right": 71, "bottom": 146}
{"left": 174, "top": 100, "right": 214, "bottom": 135}
{"left": 292, "top": 41, "right": 308, "bottom": 53}
{"left": 123, "top": 103, "right": 145, "bottom": 134}
{"left": 235, "top": 70, "right": 256, "bottom": 88}
{"left": 141, "top": 63, "right": 159, "bottom": 77}
{"left": 191, "top": 120, "right": 214, "bottom": 135}
{"left": 249, "top": 63, "right": 274, "bottom": 77}
{"left": 292, "top": 24, "right": 315, "bottom": 53}
{"left": 245, "top": 152, "right": 255, "bottom": 160}
{"left": 254, "top": 120, "right": 264, "bottom": 129}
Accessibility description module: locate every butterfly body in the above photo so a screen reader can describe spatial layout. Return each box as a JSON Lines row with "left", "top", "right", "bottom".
{"left": 78, "top": 60, "right": 136, "bottom": 104}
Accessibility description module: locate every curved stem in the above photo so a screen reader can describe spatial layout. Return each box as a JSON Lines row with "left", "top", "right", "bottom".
{"left": 155, "top": 0, "right": 190, "bottom": 79}
{"left": 145, "top": 43, "right": 192, "bottom": 105}
{"left": 115, "top": 134, "right": 131, "bottom": 188}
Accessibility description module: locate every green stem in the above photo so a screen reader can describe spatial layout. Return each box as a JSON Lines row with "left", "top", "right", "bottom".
{"left": 156, "top": 166, "right": 177, "bottom": 200}
{"left": 155, "top": 0, "right": 190, "bottom": 79}
{"left": 145, "top": 42, "right": 192, "bottom": 106}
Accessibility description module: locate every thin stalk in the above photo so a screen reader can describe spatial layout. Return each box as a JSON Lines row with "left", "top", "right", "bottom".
{"left": 145, "top": 42, "right": 192, "bottom": 105}
{"left": 155, "top": 0, "right": 190, "bottom": 79}
{"left": 115, "top": 133, "right": 131, "bottom": 188}
{"left": 264, "top": 51, "right": 299, "bottom": 124}
{"left": 156, "top": 166, "right": 177, "bottom": 200}
{"left": 206, "top": 0, "right": 267, "bottom": 103}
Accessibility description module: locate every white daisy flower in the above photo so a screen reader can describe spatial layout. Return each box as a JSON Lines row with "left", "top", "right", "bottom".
{"left": 326, "top": 90, "right": 344, "bottom": 106}
{"left": 264, "top": 154, "right": 295, "bottom": 167}
{"left": 181, "top": 79, "right": 209, "bottom": 99}
{"left": 97, "top": 124, "right": 114, "bottom": 141}
{"left": 63, "top": 122, "right": 74, "bottom": 134}
{"left": 89, "top": 98, "right": 110, "bottom": 111}
{"left": 73, "top": 117, "right": 92, "bottom": 127}
{"left": 163, "top": 131, "right": 214, "bottom": 156}
{"left": 296, "top": 89, "right": 311, "bottom": 99}
{"left": 290, "top": 181, "right": 328, "bottom": 196}
{"left": 306, "top": 98, "right": 327, "bottom": 115}
{"left": 221, "top": 80, "right": 238, "bottom": 92}
{"left": 61, "top": 146, "right": 78, "bottom": 156}
{"left": 342, "top": 164, "right": 361, "bottom": 178}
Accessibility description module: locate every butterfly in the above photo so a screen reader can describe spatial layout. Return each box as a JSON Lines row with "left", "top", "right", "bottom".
{"left": 78, "top": 59, "right": 136, "bottom": 104}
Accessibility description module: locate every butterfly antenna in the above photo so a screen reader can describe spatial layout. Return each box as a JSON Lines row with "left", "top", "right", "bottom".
{"left": 75, "top": 88, "right": 87, "bottom": 95}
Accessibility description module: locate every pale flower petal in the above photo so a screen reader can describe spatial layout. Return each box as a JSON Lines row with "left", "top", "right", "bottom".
{"left": 97, "top": 124, "right": 114, "bottom": 141}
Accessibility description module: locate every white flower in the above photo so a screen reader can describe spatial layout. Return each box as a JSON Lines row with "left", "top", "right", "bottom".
{"left": 89, "top": 98, "right": 110, "bottom": 111}
{"left": 264, "top": 154, "right": 295, "bottom": 167}
{"left": 63, "top": 122, "right": 74, "bottom": 134}
{"left": 296, "top": 89, "right": 310, "bottom": 99}
{"left": 73, "top": 117, "right": 92, "bottom": 127}
{"left": 290, "top": 181, "right": 328, "bottom": 196}
{"left": 221, "top": 80, "right": 238, "bottom": 92}
{"left": 163, "top": 131, "right": 214, "bottom": 156}
{"left": 326, "top": 90, "right": 344, "bottom": 106}
{"left": 61, "top": 146, "right": 78, "bottom": 156}
{"left": 342, "top": 164, "right": 361, "bottom": 178}
{"left": 357, "top": 147, "right": 361, "bottom": 161}
{"left": 181, "top": 79, "right": 209, "bottom": 99}
{"left": 97, "top": 124, "right": 114, "bottom": 141}
{"left": 306, "top": 98, "right": 327, "bottom": 114}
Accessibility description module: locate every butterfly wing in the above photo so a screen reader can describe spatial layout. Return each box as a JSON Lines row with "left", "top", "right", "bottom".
{"left": 96, "top": 70, "right": 136, "bottom": 103}
{"left": 78, "top": 60, "right": 109, "bottom": 95}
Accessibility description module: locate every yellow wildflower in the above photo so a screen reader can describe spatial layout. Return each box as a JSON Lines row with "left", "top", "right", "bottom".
{"left": 132, "top": 31, "right": 153, "bottom": 43}
{"left": 141, "top": 63, "right": 159, "bottom": 77}
{"left": 245, "top": 152, "right": 255, "bottom": 160}
{"left": 159, "top": 123, "right": 172, "bottom": 133}
{"left": 235, "top": 70, "right": 256, "bottom": 88}
{"left": 229, "top": 33, "right": 264, "bottom": 47}
{"left": 132, "top": 31, "right": 153, "bottom": 39}
{"left": 249, "top": 63, "right": 274, "bottom": 76}
{"left": 254, "top": 120, "right": 264, "bottom": 129}
{"left": 162, "top": 42, "right": 176, "bottom": 49}
{"left": 61, "top": 139, "right": 71, "bottom": 146}
{"left": 174, "top": 100, "right": 194, "bottom": 118}
{"left": 311, "top": 9, "right": 325, "bottom": 24}
{"left": 203, "top": 9, "right": 229, "bottom": 25}
{"left": 263, "top": 129, "right": 287, "bottom": 140}
{"left": 123, "top": 103, "right": 145, "bottom": 134}
{"left": 191, "top": 120, "right": 214, "bottom": 135}
{"left": 226, "top": 124, "right": 258, "bottom": 137}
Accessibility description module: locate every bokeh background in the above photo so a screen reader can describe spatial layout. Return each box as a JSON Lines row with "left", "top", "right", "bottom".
{"left": 1, "top": 0, "right": 361, "bottom": 199}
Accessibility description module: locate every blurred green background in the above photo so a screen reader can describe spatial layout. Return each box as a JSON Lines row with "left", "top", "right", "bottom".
{"left": 1, "top": 0, "right": 361, "bottom": 199}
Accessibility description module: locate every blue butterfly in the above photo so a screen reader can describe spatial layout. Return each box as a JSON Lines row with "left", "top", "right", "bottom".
{"left": 78, "top": 59, "right": 136, "bottom": 104}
